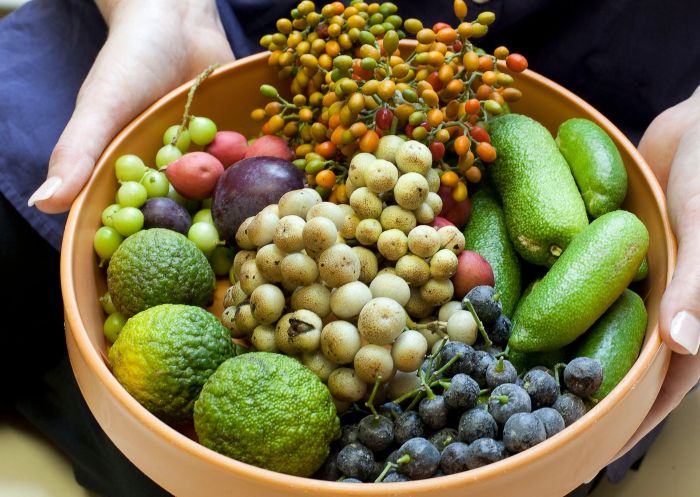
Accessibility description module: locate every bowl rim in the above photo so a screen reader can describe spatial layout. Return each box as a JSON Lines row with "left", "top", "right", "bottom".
{"left": 61, "top": 50, "right": 677, "bottom": 494}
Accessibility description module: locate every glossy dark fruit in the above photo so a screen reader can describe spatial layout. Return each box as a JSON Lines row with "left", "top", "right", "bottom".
{"left": 488, "top": 383, "right": 532, "bottom": 424}
{"left": 379, "top": 402, "right": 403, "bottom": 420}
{"left": 563, "top": 357, "right": 604, "bottom": 398}
{"left": 337, "top": 443, "right": 375, "bottom": 481}
{"left": 472, "top": 350, "right": 497, "bottom": 388}
{"left": 141, "top": 197, "right": 192, "bottom": 235}
{"left": 502, "top": 412, "right": 547, "bottom": 453}
{"left": 394, "top": 411, "right": 426, "bottom": 445}
{"left": 485, "top": 358, "right": 518, "bottom": 388}
{"left": 358, "top": 415, "right": 395, "bottom": 453}
{"left": 463, "top": 285, "right": 503, "bottom": 326}
{"left": 429, "top": 428, "right": 459, "bottom": 452}
{"left": 489, "top": 314, "right": 512, "bottom": 346}
{"left": 464, "top": 437, "right": 506, "bottom": 469}
{"left": 440, "top": 442, "right": 470, "bottom": 475}
{"left": 552, "top": 392, "right": 588, "bottom": 426}
{"left": 444, "top": 373, "right": 480, "bottom": 411}
{"left": 314, "top": 452, "right": 340, "bottom": 481}
{"left": 211, "top": 156, "right": 305, "bottom": 242}
{"left": 395, "top": 438, "right": 441, "bottom": 480}
{"left": 523, "top": 369, "right": 560, "bottom": 407}
{"left": 532, "top": 407, "right": 566, "bottom": 438}
{"left": 418, "top": 395, "right": 449, "bottom": 430}
{"left": 440, "top": 341, "right": 478, "bottom": 377}
{"left": 340, "top": 424, "right": 360, "bottom": 447}
{"left": 382, "top": 471, "right": 410, "bottom": 482}
{"left": 458, "top": 407, "right": 498, "bottom": 444}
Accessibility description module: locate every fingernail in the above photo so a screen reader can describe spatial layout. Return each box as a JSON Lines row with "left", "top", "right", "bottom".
{"left": 670, "top": 311, "right": 700, "bottom": 355}
{"left": 28, "top": 177, "right": 62, "bottom": 207}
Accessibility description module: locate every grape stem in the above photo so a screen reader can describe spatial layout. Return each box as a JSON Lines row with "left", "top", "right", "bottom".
{"left": 171, "top": 64, "right": 220, "bottom": 147}
{"left": 374, "top": 461, "right": 397, "bottom": 483}
{"left": 365, "top": 375, "right": 382, "bottom": 418}
{"left": 462, "top": 298, "right": 493, "bottom": 347}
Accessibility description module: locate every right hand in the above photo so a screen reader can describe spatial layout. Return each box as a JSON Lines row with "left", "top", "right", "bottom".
{"left": 28, "top": 0, "right": 234, "bottom": 212}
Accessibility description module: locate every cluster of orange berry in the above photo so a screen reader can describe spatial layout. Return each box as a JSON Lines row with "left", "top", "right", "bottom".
{"left": 250, "top": 0, "right": 528, "bottom": 201}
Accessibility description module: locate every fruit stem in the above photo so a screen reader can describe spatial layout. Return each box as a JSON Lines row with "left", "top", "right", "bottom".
{"left": 172, "top": 64, "right": 220, "bottom": 147}
{"left": 495, "top": 356, "right": 505, "bottom": 373}
{"left": 365, "top": 375, "right": 382, "bottom": 418}
{"left": 396, "top": 454, "right": 411, "bottom": 465}
{"left": 479, "top": 388, "right": 491, "bottom": 396}
{"left": 462, "top": 298, "right": 493, "bottom": 347}
{"left": 374, "top": 461, "right": 398, "bottom": 483}
{"left": 490, "top": 394, "right": 509, "bottom": 405}
{"left": 430, "top": 352, "right": 463, "bottom": 381}
{"left": 553, "top": 362, "right": 568, "bottom": 393}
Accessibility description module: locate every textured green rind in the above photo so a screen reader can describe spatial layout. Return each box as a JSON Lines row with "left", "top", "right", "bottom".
{"left": 193, "top": 353, "right": 340, "bottom": 477}
{"left": 108, "top": 305, "right": 234, "bottom": 425}
{"left": 509, "top": 210, "right": 649, "bottom": 352}
{"left": 489, "top": 114, "right": 589, "bottom": 266}
{"left": 573, "top": 289, "right": 647, "bottom": 398}
{"left": 464, "top": 189, "right": 522, "bottom": 316}
{"left": 107, "top": 228, "right": 215, "bottom": 317}
{"left": 557, "top": 118, "right": 627, "bottom": 219}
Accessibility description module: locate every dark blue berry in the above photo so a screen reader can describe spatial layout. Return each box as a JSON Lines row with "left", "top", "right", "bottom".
{"left": 563, "top": 357, "right": 604, "bottom": 398}
{"left": 341, "top": 478, "right": 363, "bottom": 483}
{"left": 485, "top": 358, "right": 518, "bottom": 388}
{"left": 358, "top": 415, "right": 394, "bottom": 452}
{"left": 463, "top": 286, "right": 502, "bottom": 326}
{"left": 503, "top": 412, "right": 547, "bottom": 453}
{"left": 523, "top": 369, "right": 559, "bottom": 407}
{"left": 394, "top": 411, "right": 426, "bottom": 445}
{"left": 429, "top": 428, "right": 459, "bottom": 452}
{"left": 314, "top": 452, "right": 340, "bottom": 481}
{"left": 552, "top": 392, "right": 587, "bottom": 426}
{"left": 532, "top": 407, "right": 566, "bottom": 438}
{"left": 444, "top": 373, "right": 480, "bottom": 411}
{"left": 489, "top": 314, "right": 512, "bottom": 346}
{"left": 379, "top": 401, "right": 403, "bottom": 420}
{"left": 340, "top": 424, "right": 360, "bottom": 447}
{"left": 337, "top": 443, "right": 375, "bottom": 481}
{"left": 458, "top": 407, "right": 498, "bottom": 443}
{"left": 418, "top": 395, "right": 449, "bottom": 430}
{"left": 440, "top": 341, "right": 478, "bottom": 377}
{"left": 440, "top": 442, "right": 471, "bottom": 475}
{"left": 472, "top": 350, "right": 497, "bottom": 388}
{"left": 488, "top": 383, "right": 532, "bottom": 424}
{"left": 464, "top": 438, "right": 506, "bottom": 469}
{"left": 381, "top": 471, "right": 410, "bottom": 482}
{"left": 395, "top": 438, "right": 440, "bottom": 480}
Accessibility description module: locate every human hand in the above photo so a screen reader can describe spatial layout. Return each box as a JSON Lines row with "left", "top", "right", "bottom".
{"left": 28, "top": 0, "right": 234, "bottom": 212}
{"left": 617, "top": 86, "right": 700, "bottom": 455}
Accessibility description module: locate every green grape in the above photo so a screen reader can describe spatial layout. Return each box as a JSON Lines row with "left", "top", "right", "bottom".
{"left": 163, "top": 125, "right": 191, "bottom": 153}
{"left": 209, "top": 246, "right": 234, "bottom": 276}
{"left": 116, "top": 181, "right": 148, "bottom": 208}
{"left": 114, "top": 154, "right": 147, "bottom": 182}
{"left": 103, "top": 312, "right": 127, "bottom": 343}
{"left": 193, "top": 208, "right": 214, "bottom": 225}
{"left": 188, "top": 221, "right": 219, "bottom": 255}
{"left": 112, "top": 206, "right": 144, "bottom": 237}
{"left": 99, "top": 292, "right": 117, "bottom": 314}
{"left": 140, "top": 170, "right": 170, "bottom": 198}
{"left": 101, "top": 204, "right": 120, "bottom": 227}
{"left": 155, "top": 144, "right": 183, "bottom": 169}
{"left": 189, "top": 116, "right": 218, "bottom": 145}
{"left": 94, "top": 226, "right": 123, "bottom": 261}
{"left": 167, "top": 184, "right": 200, "bottom": 213}
{"left": 201, "top": 198, "right": 213, "bottom": 209}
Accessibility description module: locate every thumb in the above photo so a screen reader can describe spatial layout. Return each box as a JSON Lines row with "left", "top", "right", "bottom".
{"left": 658, "top": 122, "right": 700, "bottom": 355}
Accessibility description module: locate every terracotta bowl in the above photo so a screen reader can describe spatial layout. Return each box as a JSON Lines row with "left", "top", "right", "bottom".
{"left": 61, "top": 49, "right": 676, "bottom": 497}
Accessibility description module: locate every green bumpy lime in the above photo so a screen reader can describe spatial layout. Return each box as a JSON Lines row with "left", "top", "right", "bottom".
{"left": 109, "top": 304, "right": 234, "bottom": 425}
{"left": 107, "top": 228, "right": 215, "bottom": 317}
{"left": 194, "top": 352, "right": 340, "bottom": 477}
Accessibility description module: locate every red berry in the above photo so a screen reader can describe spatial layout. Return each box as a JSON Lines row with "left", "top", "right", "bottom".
{"left": 375, "top": 107, "right": 394, "bottom": 130}
{"left": 506, "top": 53, "right": 528, "bottom": 73}
{"left": 429, "top": 141, "right": 445, "bottom": 161}
{"left": 427, "top": 71, "right": 443, "bottom": 91}
{"left": 453, "top": 40, "right": 463, "bottom": 52}
{"left": 404, "top": 123, "right": 415, "bottom": 138}
{"left": 432, "top": 22, "right": 451, "bottom": 32}
{"left": 469, "top": 126, "right": 491, "bottom": 143}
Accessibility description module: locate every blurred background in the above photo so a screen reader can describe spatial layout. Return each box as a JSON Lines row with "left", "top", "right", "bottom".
{"left": 0, "top": 1, "right": 698, "bottom": 496}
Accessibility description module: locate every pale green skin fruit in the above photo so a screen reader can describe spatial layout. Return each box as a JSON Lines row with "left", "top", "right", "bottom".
{"left": 464, "top": 189, "right": 522, "bottom": 317}
{"left": 194, "top": 353, "right": 340, "bottom": 477}
{"left": 489, "top": 114, "right": 589, "bottom": 266}
{"left": 573, "top": 289, "right": 647, "bottom": 398}
{"left": 633, "top": 256, "right": 649, "bottom": 282}
{"left": 557, "top": 118, "right": 628, "bottom": 219}
{"left": 509, "top": 210, "right": 649, "bottom": 352}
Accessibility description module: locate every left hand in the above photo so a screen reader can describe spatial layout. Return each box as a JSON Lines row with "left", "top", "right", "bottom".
{"left": 616, "top": 85, "right": 700, "bottom": 455}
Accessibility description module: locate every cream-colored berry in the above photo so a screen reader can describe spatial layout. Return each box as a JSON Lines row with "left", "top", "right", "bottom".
{"left": 380, "top": 205, "right": 416, "bottom": 234}
{"left": 420, "top": 278, "right": 454, "bottom": 306}
{"left": 306, "top": 201, "right": 345, "bottom": 230}
{"left": 235, "top": 216, "right": 256, "bottom": 250}
{"left": 377, "top": 228, "right": 408, "bottom": 261}
{"left": 426, "top": 167, "right": 441, "bottom": 193}
{"left": 348, "top": 152, "right": 376, "bottom": 187}
{"left": 357, "top": 297, "right": 406, "bottom": 345}
{"left": 255, "top": 243, "right": 286, "bottom": 283}
{"left": 280, "top": 252, "right": 319, "bottom": 287}
{"left": 430, "top": 248, "right": 459, "bottom": 279}
{"left": 278, "top": 188, "right": 322, "bottom": 218}
{"left": 364, "top": 159, "right": 399, "bottom": 194}
{"left": 438, "top": 225, "right": 466, "bottom": 253}
{"left": 407, "top": 225, "right": 441, "bottom": 258}
{"left": 321, "top": 320, "right": 362, "bottom": 365}
{"left": 395, "top": 140, "right": 432, "bottom": 175}
{"left": 291, "top": 283, "right": 331, "bottom": 318}
{"left": 349, "top": 186, "right": 383, "bottom": 219}
{"left": 273, "top": 215, "right": 306, "bottom": 252}
{"left": 393, "top": 172, "right": 429, "bottom": 210}
{"left": 353, "top": 246, "right": 379, "bottom": 284}
{"left": 375, "top": 134, "right": 405, "bottom": 163}
{"left": 232, "top": 250, "right": 256, "bottom": 282}
{"left": 330, "top": 281, "right": 373, "bottom": 319}
{"left": 355, "top": 218, "right": 383, "bottom": 245}
{"left": 395, "top": 254, "right": 431, "bottom": 287}
{"left": 354, "top": 344, "right": 394, "bottom": 383}
{"left": 369, "top": 272, "right": 411, "bottom": 306}
{"left": 318, "top": 244, "right": 361, "bottom": 287}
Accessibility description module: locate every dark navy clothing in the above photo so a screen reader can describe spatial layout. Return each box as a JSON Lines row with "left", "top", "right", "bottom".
{"left": 1, "top": 1, "right": 698, "bottom": 496}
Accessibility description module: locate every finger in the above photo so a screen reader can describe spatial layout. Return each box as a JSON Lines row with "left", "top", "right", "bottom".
{"left": 659, "top": 122, "right": 700, "bottom": 355}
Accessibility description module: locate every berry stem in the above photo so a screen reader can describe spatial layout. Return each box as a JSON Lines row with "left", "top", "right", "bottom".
{"left": 172, "top": 64, "right": 220, "bottom": 147}
{"left": 490, "top": 394, "right": 509, "bottom": 405}
{"left": 365, "top": 375, "right": 382, "bottom": 418}
{"left": 462, "top": 298, "right": 493, "bottom": 347}
{"left": 374, "top": 461, "right": 398, "bottom": 483}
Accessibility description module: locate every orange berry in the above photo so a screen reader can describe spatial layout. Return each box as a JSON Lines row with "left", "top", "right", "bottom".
{"left": 452, "top": 181, "right": 468, "bottom": 202}
{"left": 482, "top": 71, "right": 497, "bottom": 86}
{"left": 350, "top": 122, "right": 368, "bottom": 138}
{"left": 325, "top": 40, "right": 340, "bottom": 57}
{"left": 465, "top": 98, "right": 481, "bottom": 114}
{"left": 328, "top": 113, "right": 341, "bottom": 130}
{"left": 250, "top": 108, "right": 266, "bottom": 121}
{"left": 316, "top": 169, "right": 337, "bottom": 188}
{"left": 438, "top": 64, "right": 454, "bottom": 84}
{"left": 476, "top": 84, "right": 492, "bottom": 100}
{"left": 441, "top": 170, "right": 460, "bottom": 187}
{"left": 422, "top": 89, "right": 439, "bottom": 108}
{"left": 335, "top": 183, "right": 348, "bottom": 204}
{"left": 465, "top": 166, "right": 482, "bottom": 183}
{"left": 267, "top": 115, "right": 285, "bottom": 133}
{"left": 295, "top": 143, "right": 313, "bottom": 158}
{"left": 453, "top": 0, "right": 468, "bottom": 20}
{"left": 494, "top": 46, "right": 509, "bottom": 60}
{"left": 503, "top": 87, "right": 523, "bottom": 102}
{"left": 299, "top": 108, "right": 314, "bottom": 122}
{"left": 463, "top": 51, "right": 479, "bottom": 72}
{"left": 478, "top": 55, "right": 493, "bottom": 72}
{"left": 427, "top": 108, "right": 444, "bottom": 127}
{"left": 315, "top": 141, "right": 337, "bottom": 159}
{"left": 454, "top": 135, "right": 471, "bottom": 156}
{"left": 476, "top": 142, "right": 497, "bottom": 163}
{"left": 436, "top": 27, "right": 457, "bottom": 44}
{"left": 265, "top": 101, "right": 282, "bottom": 116}
{"left": 359, "top": 129, "right": 379, "bottom": 152}
{"left": 330, "top": 125, "right": 345, "bottom": 145}
{"left": 506, "top": 53, "right": 528, "bottom": 72}
{"left": 427, "top": 51, "right": 445, "bottom": 67}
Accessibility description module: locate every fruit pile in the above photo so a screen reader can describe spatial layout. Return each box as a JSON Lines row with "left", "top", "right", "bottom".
{"left": 90, "top": 0, "right": 653, "bottom": 486}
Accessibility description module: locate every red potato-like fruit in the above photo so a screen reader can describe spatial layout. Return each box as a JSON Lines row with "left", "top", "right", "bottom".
{"left": 244, "top": 135, "right": 294, "bottom": 162}
{"left": 165, "top": 152, "right": 225, "bottom": 201}
{"left": 438, "top": 185, "right": 472, "bottom": 229}
{"left": 452, "top": 250, "right": 495, "bottom": 299}
{"left": 205, "top": 131, "right": 248, "bottom": 168}
{"left": 212, "top": 156, "right": 305, "bottom": 242}
{"left": 431, "top": 216, "right": 455, "bottom": 229}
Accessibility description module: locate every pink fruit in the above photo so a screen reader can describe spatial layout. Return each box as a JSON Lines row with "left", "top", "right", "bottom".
{"left": 243, "top": 135, "right": 293, "bottom": 161}
{"left": 431, "top": 216, "right": 455, "bottom": 229}
{"left": 452, "top": 250, "right": 495, "bottom": 299}
{"left": 205, "top": 131, "right": 248, "bottom": 167}
{"left": 165, "top": 151, "right": 224, "bottom": 200}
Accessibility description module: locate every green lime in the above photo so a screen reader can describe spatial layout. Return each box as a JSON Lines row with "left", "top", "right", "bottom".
{"left": 107, "top": 228, "right": 215, "bottom": 317}
{"left": 194, "top": 352, "right": 340, "bottom": 476}
{"left": 109, "top": 305, "right": 234, "bottom": 425}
